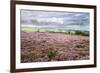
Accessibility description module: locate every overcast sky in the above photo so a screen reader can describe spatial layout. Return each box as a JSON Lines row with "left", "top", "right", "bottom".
{"left": 20, "top": 10, "right": 90, "bottom": 31}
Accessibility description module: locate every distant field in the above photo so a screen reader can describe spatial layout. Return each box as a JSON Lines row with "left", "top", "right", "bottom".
{"left": 21, "top": 27, "right": 89, "bottom": 36}
{"left": 21, "top": 27, "right": 64, "bottom": 32}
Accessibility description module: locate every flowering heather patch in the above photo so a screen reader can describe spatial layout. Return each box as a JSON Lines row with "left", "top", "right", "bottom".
{"left": 21, "top": 32, "right": 89, "bottom": 63}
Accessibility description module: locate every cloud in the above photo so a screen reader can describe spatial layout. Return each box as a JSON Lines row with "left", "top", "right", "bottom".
{"left": 21, "top": 10, "right": 90, "bottom": 28}
{"left": 37, "top": 17, "right": 64, "bottom": 24}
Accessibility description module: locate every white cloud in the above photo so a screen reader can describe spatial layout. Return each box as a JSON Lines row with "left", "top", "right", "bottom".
{"left": 21, "top": 10, "right": 89, "bottom": 27}
{"left": 37, "top": 17, "right": 64, "bottom": 24}
{"left": 74, "top": 14, "right": 83, "bottom": 17}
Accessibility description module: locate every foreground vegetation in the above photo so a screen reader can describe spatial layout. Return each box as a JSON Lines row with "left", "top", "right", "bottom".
{"left": 21, "top": 31, "right": 89, "bottom": 63}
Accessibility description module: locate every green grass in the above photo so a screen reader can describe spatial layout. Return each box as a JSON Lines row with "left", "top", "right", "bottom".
{"left": 21, "top": 27, "right": 89, "bottom": 36}
{"left": 21, "top": 27, "right": 61, "bottom": 32}
{"left": 21, "top": 27, "right": 39, "bottom": 32}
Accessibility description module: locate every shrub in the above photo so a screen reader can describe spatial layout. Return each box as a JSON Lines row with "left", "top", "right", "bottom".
{"left": 29, "top": 51, "right": 40, "bottom": 61}
{"left": 75, "top": 30, "right": 89, "bottom": 36}
{"left": 75, "top": 30, "right": 82, "bottom": 35}
{"left": 47, "top": 48, "right": 57, "bottom": 58}
{"left": 81, "top": 31, "right": 89, "bottom": 36}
